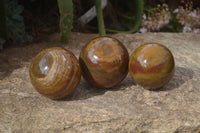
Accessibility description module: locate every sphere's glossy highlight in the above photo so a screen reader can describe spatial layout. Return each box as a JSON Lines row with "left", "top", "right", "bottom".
{"left": 79, "top": 36, "right": 129, "bottom": 88}
{"left": 129, "top": 43, "right": 175, "bottom": 89}
{"left": 29, "top": 47, "right": 81, "bottom": 99}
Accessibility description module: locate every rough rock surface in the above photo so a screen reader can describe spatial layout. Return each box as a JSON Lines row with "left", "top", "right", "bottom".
{"left": 0, "top": 33, "right": 200, "bottom": 133}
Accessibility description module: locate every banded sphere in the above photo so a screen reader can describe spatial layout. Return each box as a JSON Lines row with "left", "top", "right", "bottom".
{"left": 79, "top": 36, "right": 129, "bottom": 88}
{"left": 29, "top": 47, "right": 81, "bottom": 99}
{"left": 129, "top": 43, "right": 175, "bottom": 89}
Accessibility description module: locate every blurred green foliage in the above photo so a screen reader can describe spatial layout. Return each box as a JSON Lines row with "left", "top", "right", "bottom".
{"left": 107, "top": 0, "right": 144, "bottom": 33}
{"left": 58, "top": 0, "right": 144, "bottom": 41}
{"left": 0, "top": 0, "right": 25, "bottom": 48}
{"left": 161, "top": 12, "right": 184, "bottom": 32}
{"left": 0, "top": 0, "right": 8, "bottom": 48}
{"left": 0, "top": 0, "right": 195, "bottom": 47}
{"left": 6, "top": 0, "right": 25, "bottom": 42}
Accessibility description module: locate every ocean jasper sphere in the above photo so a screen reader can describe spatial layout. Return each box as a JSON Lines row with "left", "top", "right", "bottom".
{"left": 129, "top": 43, "right": 175, "bottom": 89}
{"left": 29, "top": 47, "right": 81, "bottom": 99}
{"left": 79, "top": 36, "right": 129, "bottom": 88}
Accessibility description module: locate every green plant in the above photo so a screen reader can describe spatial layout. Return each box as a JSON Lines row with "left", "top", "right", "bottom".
{"left": 172, "top": 1, "right": 200, "bottom": 33}
{"left": 140, "top": 3, "right": 171, "bottom": 32}
{"left": 57, "top": 0, "right": 107, "bottom": 41}
{"left": 57, "top": 0, "right": 73, "bottom": 43}
{"left": 107, "top": 0, "right": 144, "bottom": 33}
{"left": 161, "top": 11, "right": 183, "bottom": 32}
{"left": 0, "top": 0, "right": 144, "bottom": 45}
{"left": 141, "top": 0, "right": 200, "bottom": 33}
{"left": 0, "top": 0, "right": 8, "bottom": 47}
{"left": 95, "top": 0, "right": 106, "bottom": 36}
{"left": 0, "top": 0, "right": 25, "bottom": 47}
{"left": 6, "top": 0, "right": 25, "bottom": 42}
{"left": 58, "top": 0, "right": 144, "bottom": 42}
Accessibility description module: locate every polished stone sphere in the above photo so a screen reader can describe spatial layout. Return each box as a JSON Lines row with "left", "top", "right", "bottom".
{"left": 29, "top": 47, "right": 81, "bottom": 99}
{"left": 129, "top": 43, "right": 175, "bottom": 89}
{"left": 79, "top": 36, "right": 129, "bottom": 88}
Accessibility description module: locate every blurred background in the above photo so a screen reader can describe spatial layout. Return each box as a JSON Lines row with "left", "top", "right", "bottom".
{"left": 0, "top": 0, "right": 200, "bottom": 48}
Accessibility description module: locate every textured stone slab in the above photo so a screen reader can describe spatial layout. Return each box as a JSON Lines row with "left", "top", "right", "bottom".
{"left": 0, "top": 33, "right": 200, "bottom": 133}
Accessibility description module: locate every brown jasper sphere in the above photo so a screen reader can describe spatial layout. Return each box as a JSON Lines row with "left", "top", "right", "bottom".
{"left": 29, "top": 47, "right": 81, "bottom": 99}
{"left": 129, "top": 43, "right": 175, "bottom": 89}
{"left": 79, "top": 36, "right": 129, "bottom": 88}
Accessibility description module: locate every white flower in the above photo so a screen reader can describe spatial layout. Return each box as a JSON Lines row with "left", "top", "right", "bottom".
{"left": 183, "top": 26, "right": 192, "bottom": 32}
{"left": 139, "top": 27, "right": 147, "bottom": 33}
{"left": 188, "top": 10, "right": 197, "bottom": 18}
{"left": 194, "top": 29, "right": 200, "bottom": 34}
{"left": 143, "top": 14, "right": 147, "bottom": 20}
{"left": 173, "top": 9, "right": 179, "bottom": 13}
